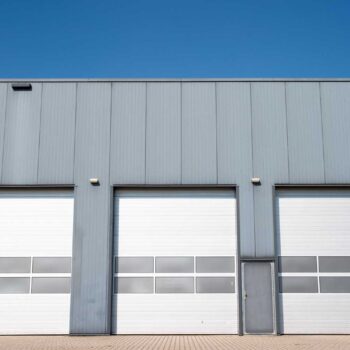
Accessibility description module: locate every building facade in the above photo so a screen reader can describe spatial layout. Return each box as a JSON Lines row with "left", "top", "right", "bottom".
{"left": 0, "top": 79, "right": 349, "bottom": 335}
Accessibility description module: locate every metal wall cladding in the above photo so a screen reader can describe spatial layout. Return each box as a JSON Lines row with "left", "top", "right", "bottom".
{"left": 1, "top": 81, "right": 347, "bottom": 187}
{"left": 110, "top": 83, "right": 146, "bottom": 184}
{"left": 181, "top": 82, "right": 217, "bottom": 184}
{"left": 0, "top": 84, "right": 7, "bottom": 180}
{"left": 320, "top": 82, "right": 350, "bottom": 183}
{"left": 146, "top": 83, "right": 181, "bottom": 184}
{"left": 286, "top": 83, "right": 324, "bottom": 183}
{"left": 38, "top": 83, "right": 76, "bottom": 184}
{"left": 0, "top": 80, "right": 350, "bottom": 333}
{"left": 2, "top": 83, "right": 42, "bottom": 184}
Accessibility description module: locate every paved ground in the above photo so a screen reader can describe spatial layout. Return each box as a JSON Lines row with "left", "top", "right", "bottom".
{"left": 0, "top": 335, "right": 350, "bottom": 350}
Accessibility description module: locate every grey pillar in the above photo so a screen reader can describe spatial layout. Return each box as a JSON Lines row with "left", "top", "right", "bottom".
{"left": 70, "top": 83, "right": 112, "bottom": 334}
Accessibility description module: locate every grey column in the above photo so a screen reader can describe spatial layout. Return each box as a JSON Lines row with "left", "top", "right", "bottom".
{"left": 70, "top": 83, "right": 112, "bottom": 334}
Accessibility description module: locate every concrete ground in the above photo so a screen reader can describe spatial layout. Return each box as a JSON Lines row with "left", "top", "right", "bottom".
{"left": 0, "top": 335, "right": 350, "bottom": 350}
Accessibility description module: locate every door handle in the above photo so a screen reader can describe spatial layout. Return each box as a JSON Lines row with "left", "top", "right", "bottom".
{"left": 244, "top": 292, "right": 248, "bottom": 300}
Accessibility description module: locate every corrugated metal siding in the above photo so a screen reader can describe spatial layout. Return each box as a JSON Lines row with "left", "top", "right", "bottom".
{"left": 0, "top": 84, "right": 7, "bottom": 181}
{"left": 110, "top": 83, "right": 146, "bottom": 184}
{"left": 251, "top": 83, "right": 289, "bottom": 257}
{"left": 74, "top": 83, "right": 111, "bottom": 181}
{"left": 181, "top": 83, "right": 217, "bottom": 184}
{"left": 38, "top": 83, "right": 76, "bottom": 184}
{"left": 216, "top": 82, "right": 255, "bottom": 257}
{"left": 320, "top": 82, "right": 350, "bottom": 183}
{"left": 286, "top": 83, "right": 324, "bottom": 183}
{"left": 2, "top": 83, "right": 42, "bottom": 184}
{"left": 146, "top": 83, "right": 181, "bottom": 184}
{"left": 70, "top": 83, "right": 112, "bottom": 334}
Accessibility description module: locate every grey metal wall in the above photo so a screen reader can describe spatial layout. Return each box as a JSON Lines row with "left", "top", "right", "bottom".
{"left": 0, "top": 80, "right": 349, "bottom": 333}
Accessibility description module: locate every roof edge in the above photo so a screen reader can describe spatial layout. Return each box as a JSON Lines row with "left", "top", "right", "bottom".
{"left": 1, "top": 78, "right": 350, "bottom": 82}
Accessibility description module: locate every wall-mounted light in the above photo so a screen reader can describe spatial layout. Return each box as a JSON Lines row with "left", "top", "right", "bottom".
{"left": 251, "top": 177, "right": 261, "bottom": 186}
{"left": 11, "top": 83, "right": 32, "bottom": 91}
{"left": 89, "top": 178, "right": 100, "bottom": 186}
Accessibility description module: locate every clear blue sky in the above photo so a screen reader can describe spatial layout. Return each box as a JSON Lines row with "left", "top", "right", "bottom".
{"left": 0, "top": 0, "right": 349, "bottom": 78}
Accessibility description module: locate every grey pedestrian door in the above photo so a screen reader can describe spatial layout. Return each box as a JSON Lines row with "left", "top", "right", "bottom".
{"left": 242, "top": 262, "right": 275, "bottom": 334}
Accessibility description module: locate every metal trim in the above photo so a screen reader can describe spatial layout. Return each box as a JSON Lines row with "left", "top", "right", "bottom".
{"left": 272, "top": 185, "right": 280, "bottom": 334}
{"left": 275, "top": 184, "right": 350, "bottom": 189}
{"left": 235, "top": 185, "right": 243, "bottom": 335}
{"left": 2, "top": 78, "right": 350, "bottom": 83}
{"left": 112, "top": 184, "right": 237, "bottom": 188}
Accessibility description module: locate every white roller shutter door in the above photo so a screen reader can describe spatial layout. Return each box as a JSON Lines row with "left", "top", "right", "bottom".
{"left": 277, "top": 189, "right": 350, "bottom": 334}
{"left": 0, "top": 190, "right": 74, "bottom": 334}
{"left": 112, "top": 189, "right": 238, "bottom": 334}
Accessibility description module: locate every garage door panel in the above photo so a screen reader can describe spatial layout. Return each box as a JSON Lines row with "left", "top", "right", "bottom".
{"left": 277, "top": 189, "right": 350, "bottom": 334}
{"left": 0, "top": 295, "right": 71, "bottom": 334}
{"left": 113, "top": 294, "right": 238, "bottom": 334}
{"left": 0, "top": 197, "right": 73, "bottom": 257}
{"left": 279, "top": 294, "right": 350, "bottom": 334}
{"left": 113, "top": 189, "right": 237, "bottom": 334}
{"left": 115, "top": 197, "right": 236, "bottom": 257}
{"left": 0, "top": 191, "right": 74, "bottom": 334}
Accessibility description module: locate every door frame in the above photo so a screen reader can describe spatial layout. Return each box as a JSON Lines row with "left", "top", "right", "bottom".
{"left": 240, "top": 258, "right": 277, "bottom": 335}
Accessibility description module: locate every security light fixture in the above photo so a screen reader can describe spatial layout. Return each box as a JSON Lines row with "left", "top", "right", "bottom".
{"left": 251, "top": 177, "right": 261, "bottom": 185}
{"left": 89, "top": 178, "right": 100, "bottom": 186}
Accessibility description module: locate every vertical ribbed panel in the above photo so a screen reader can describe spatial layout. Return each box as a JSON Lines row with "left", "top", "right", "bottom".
{"left": 146, "top": 83, "right": 181, "bottom": 184}
{"left": 216, "top": 82, "right": 254, "bottom": 257}
{"left": 251, "top": 83, "right": 288, "bottom": 257}
{"left": 321, "top": 83, "right": 350, "bottom": 183}
{"left": 71, "top": 83, "right": 111, "bottom": 334}
{"left": 2, "top": 83, "right": 42, "bottom": 184}
{"left": 74, "top": 83, "right": 111, "bottom": 181}
{"left": 110, "top": 83, "right": 146, "bottom": 184}
{"left": 38, "top": 83, "right": 76, "bottom": 184}
{"left": 182, "top": 83, "right": 217, "bottom": 184}
{"left": 0, "top": 84, "right": 7, "bottom": 181}
{"left": 286, "top": 83, "right": 324, "bottom": 183}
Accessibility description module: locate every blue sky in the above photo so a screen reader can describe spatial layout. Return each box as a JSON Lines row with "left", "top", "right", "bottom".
{"left": 0, "top": 0, "right": 349, "bottom": 78}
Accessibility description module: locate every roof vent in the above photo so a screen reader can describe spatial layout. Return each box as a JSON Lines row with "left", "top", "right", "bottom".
{"left": 11, "top": 83, "right": 32, "bottom": 91}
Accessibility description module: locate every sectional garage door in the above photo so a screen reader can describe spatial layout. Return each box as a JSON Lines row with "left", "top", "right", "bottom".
{"left": 0, "top": 189, "right": 74, "bottom": 334}
{"left": 112, "top": 189, "right": 237, "bottom": 334}
{"left": 277, "top": 189, "right": 350, "bottom": 334}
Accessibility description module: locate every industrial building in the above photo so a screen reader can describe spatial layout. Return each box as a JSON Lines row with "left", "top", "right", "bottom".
{"left": 0, "top": 79, "right": 349, "bottom": 335}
